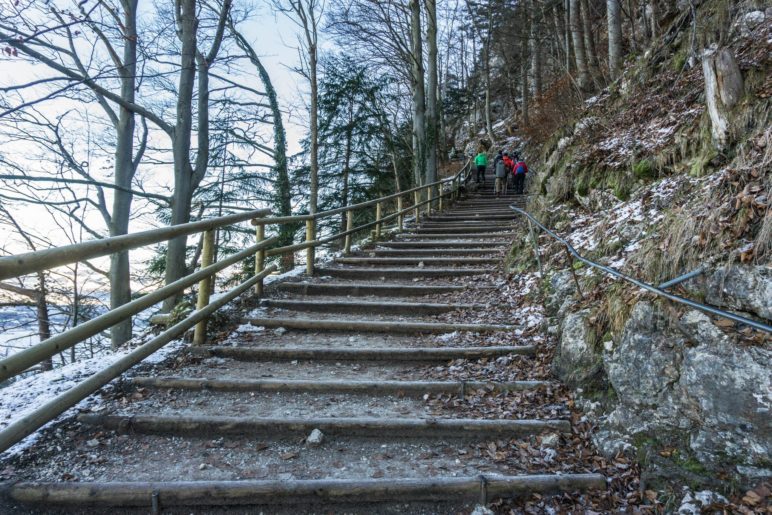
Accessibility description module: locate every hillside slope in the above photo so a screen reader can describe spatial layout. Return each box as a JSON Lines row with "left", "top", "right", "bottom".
{"left": 495, "top": 0, "right": 770, "bottom": 498}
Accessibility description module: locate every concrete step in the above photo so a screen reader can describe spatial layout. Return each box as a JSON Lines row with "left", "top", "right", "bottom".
{"left": 241, "top": 317, "right": 514, "bottom": 334}
{"left": 78, "top": 413, "right": 571, "bottom": 439}
{"left": 195, "top": 344, "right": 535, "bottom": 362}
{"left": 334, "top": 257, "right": 498, "bottom": 266}
{"left": 5, "top": 475, "right": 606, "bottom": 508}
{"left": 275, "top": 282, "right": 466, "bottom": 296}
{"left": 131, "top": 377, "right": 550, "bottom": 395}
{"left": 314, "top": 266, "right": 495, "bottom": 278}
{"left": 262, "top": 299, "right": 480, "bottom": 315}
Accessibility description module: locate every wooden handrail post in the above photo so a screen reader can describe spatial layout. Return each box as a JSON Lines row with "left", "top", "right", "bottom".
{"left": 344, "top": 210, "right": 353, "bottom": 254}
{"left": 413, "top": 190, "right": 420, "bottom": 223}
{"left": 306, "top": 219, "right": 315, "bottom": 276}
{"left": 397, "top": 195, "right": 404, "bottom": 232}
{"left": 425, "top": 186, "right": 431, "bottom": 216}
{"left": 193, "top": 229, "right": 216, "bottom": 345}
{"left": 438, "top": 185, "right": 443, "bottom": 212}
{"left": 254, "top": 222, "right": 266, "bottom": 295}
{"left": 375, "top": 201, "right": 383, "bottom": 240}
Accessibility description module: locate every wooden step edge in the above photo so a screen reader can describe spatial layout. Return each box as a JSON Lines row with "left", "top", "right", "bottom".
{"left": 77, "top": 414, "right": 572, "bottom": 438}
{"left": 315, "top": 267, "right": 496, "bottom": 276}
{"left": 4, "top": 474, "right": 607, "bottom": 507}
{"left": 191, "top": 345, "right": 536, "bottom": 361}
{"left": 334, "top": 258, "right": 498, "bottom": 265}
{"left": 130, "top": 377, "right": 550, "bottom": 395}
{"left": 241, "top": 317, "right": 515, "bottom": 333}
{"left": 277, "top": 282, "right": 467, "bottom": 291}
{"left": 262, "top": 299, "right": 485, "bottom": 314}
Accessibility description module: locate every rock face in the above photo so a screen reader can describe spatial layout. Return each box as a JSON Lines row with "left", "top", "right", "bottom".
{"left": 554, "top": 310, "right": 603, "bottom": 388}
{"left": 705, "top": 265, "right": 772, "bottom": 320}
{"left": 601, "top": 301, "right": 771, "bottom": 470}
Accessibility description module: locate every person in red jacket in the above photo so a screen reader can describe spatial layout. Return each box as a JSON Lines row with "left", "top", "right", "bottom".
{"left": 502, "top": 153, "right": 514, "bottom": 193}
{"left": 512, "top": 157, "right": 529, "bottom": 194}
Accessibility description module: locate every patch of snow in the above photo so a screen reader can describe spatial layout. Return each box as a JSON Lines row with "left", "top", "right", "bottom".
{"left": 436, "top": 331, "right": 459, "bottom": 342}
{"left": 678, "top": 488, "right": 728, "bottom": 514}
{"left": 0, "top": 334, "right": 185, "bottom": 458}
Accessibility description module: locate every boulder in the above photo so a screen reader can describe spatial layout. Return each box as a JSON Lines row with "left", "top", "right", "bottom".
{"left": 605, "top": 302, "right": 690, "bottom": 422}
{"left": 705, "top": 265, "right": 772, "bottom": 320}
{"left": 554, "top": 309, "right": 603, "bottom": 388}
{"left": 678, "top": 310, "right": 771, "bottom": 466}
{"left": 601, "top": 301, "right": 771, "bottom": 468}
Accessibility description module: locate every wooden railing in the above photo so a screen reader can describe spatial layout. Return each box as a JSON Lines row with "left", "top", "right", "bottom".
{"left": 0, "top": 160, "right": 474, "bottom": 453}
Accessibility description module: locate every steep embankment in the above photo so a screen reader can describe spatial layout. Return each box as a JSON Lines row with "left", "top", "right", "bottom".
{"left": 500, "top": 0, "right": 769, "bottom": 503}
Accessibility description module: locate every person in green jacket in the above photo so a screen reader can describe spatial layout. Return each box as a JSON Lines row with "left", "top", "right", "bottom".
{"left": 474, "top": 152, "right": 488, "bottom": 184}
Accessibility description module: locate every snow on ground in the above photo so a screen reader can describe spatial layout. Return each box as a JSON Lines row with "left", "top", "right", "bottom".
{"left": 0, "top": 334, "right": 185, "bottom": 458}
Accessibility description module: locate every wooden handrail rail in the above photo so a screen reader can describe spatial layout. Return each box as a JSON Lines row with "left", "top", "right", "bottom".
{"left": 0, "top": 157, "right": 473, "bottom": 455}
{"left": 0, "top": 209, "right": 272, "bottom": 281}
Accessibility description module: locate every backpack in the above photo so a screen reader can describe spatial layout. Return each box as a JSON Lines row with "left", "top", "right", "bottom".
{"left": 514, "top": 162, "right": 528, "bottom": 175}
{"left": 495, "top": 160, "right": 506, "bottom": 177}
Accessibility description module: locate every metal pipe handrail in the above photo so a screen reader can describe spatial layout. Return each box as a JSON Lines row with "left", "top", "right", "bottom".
{"left": 510, "top": 205, "right": 772, "bottom": 334}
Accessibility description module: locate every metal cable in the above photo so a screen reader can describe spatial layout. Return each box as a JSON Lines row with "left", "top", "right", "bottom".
{"left": 509, "top": 205, "right": 772, "bottom": 334}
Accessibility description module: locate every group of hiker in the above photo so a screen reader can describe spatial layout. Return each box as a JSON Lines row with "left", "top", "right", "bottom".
{"left": 474, "top": 150, "right": 529, "bottom": 196}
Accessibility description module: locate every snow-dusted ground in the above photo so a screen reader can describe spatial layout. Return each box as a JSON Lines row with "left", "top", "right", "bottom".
{"left": 0, "top": 334, "right": 185, "bottom": 458}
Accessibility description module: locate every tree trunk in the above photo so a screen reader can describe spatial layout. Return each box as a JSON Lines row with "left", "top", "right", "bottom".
{"left": 564, "top": 0, "right": 573, "bottom": 72}
{"left": 530, "top": 0, "right": 542, "bottom": 98}
{"left": 231, "top": 29, "right": 294, "bottom": 270}
{"left": 341, "top": 104, "right": 353, "bottom": 236}
{"left": 521, "top": 7, "right": 530, "bottom": 124}
{"left": 309, "top": 43, "right": 319, "bottom": 215}
{"left": 702, "top": 45, "right": 743, "bottom": 149}
{"left": 581, "top": 0, "right": 600, "bottom": 85}
{"left": 607, "top": 0, "right": 623, "bottom": 79}
{"left": 425, "top": 0, "right": 438, "bottom": 196}
{"left": 409, "top": 0, "right": 426, "bottom": 187}
{"left": 109, "top": 0, "right": 138, "bottom": 348}
{"left": 36, "top": 273, "right": 52, "bottom": 371}
{"left": 163, "top": 0, "right": 198, "bottom": 311}
{"left": 569, "top": 0, "right": 590, "bottom": 91}
{"left": 483, "top": 4, "right": 496, "bottom": 146}
{"left": 648, "top": 0, "right": 659, "bottom": 39}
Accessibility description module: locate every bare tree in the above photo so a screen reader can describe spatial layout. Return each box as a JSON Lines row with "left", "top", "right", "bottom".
{"left": 272, "top": 0, "right": 323, "bottom": 214}
{"left": 425, "top": 0, "right": 439, "bottom": 192}
{"left": 569, "top": 0, "right": 590, "bottom": 90}
{"left": 607, "top": 0, "right": 623, "bottom": 79}
{"left": 409, "top": 0, "right": 427, "bottom": 186}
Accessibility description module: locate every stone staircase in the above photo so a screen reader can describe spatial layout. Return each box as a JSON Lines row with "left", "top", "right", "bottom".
{"left": 2, "top": 178, "right": 605, "bottom": 513}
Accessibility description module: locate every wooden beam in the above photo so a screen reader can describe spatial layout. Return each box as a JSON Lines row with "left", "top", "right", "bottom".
{"left": 77, "top": 414, "right": 571, "bottom": 438}
{"left": 5, "top": 474, "right": 607, "bottom": 507}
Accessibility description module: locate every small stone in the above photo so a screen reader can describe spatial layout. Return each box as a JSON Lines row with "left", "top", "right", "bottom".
{"left": 418, "top": 261, "right": 425, "bottom": 268}
{"left": 274, "top": 327, "right": 287, "bottom": 336}
{"left": 199, "top": 463, "right": 207, "bottom": 470}
{"left": 540, "top": 433, "right": 560, "bottom": 448}
{"left": 306, "top": 428, "right": 324, "bottom": 447}
{"left": 85, "top": 439, "right": 99, "bottom": 448}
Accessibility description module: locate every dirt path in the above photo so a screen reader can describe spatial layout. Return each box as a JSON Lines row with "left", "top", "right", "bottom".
{"left": 1, "top": 179, "right": 641, "bottom": 513}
